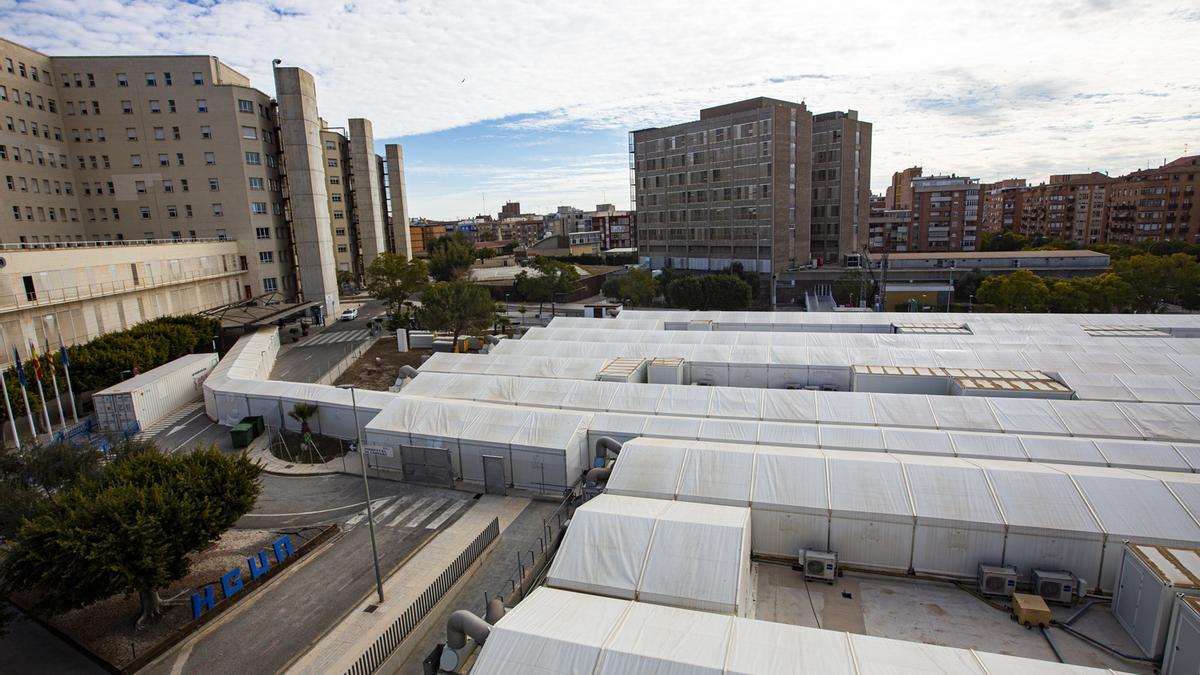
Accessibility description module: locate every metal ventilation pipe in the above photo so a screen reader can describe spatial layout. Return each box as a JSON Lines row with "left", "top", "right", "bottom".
{"left": 594, "top": 436, "right": 622, "bottom": 462}
{"left": 585, "top": 466, "right": 611, "bottom": 487}
{"left": 446, "top": 610, "right": 492, "bottom": 649}
{"left": 398, "top": 365, "right": 420, "bottom": 379}
{"left": 483, "top": 334, "right": 502, "bottom": 345}
{"left": 485, "top": 597, "right": 506, "bottom": 624}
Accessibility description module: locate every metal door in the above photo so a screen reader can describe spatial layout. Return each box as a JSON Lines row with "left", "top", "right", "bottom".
{"left": 400, "top": 445, "right": 454, "bottom": 487}
{"left": 482, "top": 454, "right": 506, "bottom": 495}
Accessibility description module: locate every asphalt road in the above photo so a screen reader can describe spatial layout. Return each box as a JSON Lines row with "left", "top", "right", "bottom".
{"left": 0, "top": 603, "right": 107, "bottom": 675}
{"left": 271, "top": 298, "right": 386, "bottom": 383}
{"left": 143, "top": 483, "right": 477, "bottom": 675}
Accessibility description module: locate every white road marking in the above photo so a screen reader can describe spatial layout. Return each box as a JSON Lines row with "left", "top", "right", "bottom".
{"left": 372, "top": 496, "right": 409, "bottom": 523}
{"left": 242, "top": 498, "right": 386, "bottom": 517}
{"left": 345, "top": 497, "right": 394, "bottom": 527}
{"left": 166, "top": 412, "right": 205, "bottom": 437}
{"left": 424, "top": 499, "right": 468, "bottom": 529}
{"left": 387, "top": 497, "right": 430, "bottom": 527}
{"left": 406, "top": 498, "right": 448, "bottom": 528}
{"left": 171, "top": 422, "right": 215, "bottom": 453}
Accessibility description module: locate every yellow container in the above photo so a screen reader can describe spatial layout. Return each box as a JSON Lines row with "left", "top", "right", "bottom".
{"left": 1013, "top": 592, "right": 1051, "bottom": 628}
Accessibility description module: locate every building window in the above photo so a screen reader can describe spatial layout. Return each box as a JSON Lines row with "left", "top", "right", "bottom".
{"left": 238, "top": 99, "right": 254, "bottom": 113}
{"left": 241, "top": 126, "right": 257, "bottom": 140}
{"left": 259, "top": 251, "right": 274, "bottom": 263}
{"left": 256, "top": 227, "right": 271, "bottom": 239}
{"left": 145, "top": 73, "right": 157, "bottom": 87}
{"left": 121, "top": 100, "right": 132, "bottom": 114}
{"left": 139, "top": 207, "right": 150, "bottom": 219}
{"left": 200, "top": 125, "right": 212, "bottom": 139}
{"left": 325, "top": 141, "right": 336, "bottom": 151}
{"left": 263, "top": 278, "right": 278, "bottom": 292}
{"left": 163, "top": 72, "right": 172, "bottom": 86}
{"left": 196, "top": 99, "right": 207, "bottom": 113}
{"left": 249, "top": 177, "right": 264, "bottom": 191}
{"left": 135, "top": 180, "right": 146, "bottom": 194}
{"left": 192, "top": 72, "right": 204, "bottom": 85}
{"left": 208, "top": 177, "right": 219, "bottom": 191}
{"left": 159, "top": 153, "right": 169, "bottom": 166}
{"left": 337, "top": 244, "right": 348, "bottom": 253}
{"left": 116, "top": 73, "right": 128, "bottom": 87}
{"left": 177, "top": 153, "right": 185, "bottom": 166}
{"left": 335, "top": 227, "right": 347, "bottom": 236}
{"left": 168, "top": 99, "right": 176, "bottom": 113}
{"left": 212, "top": 203, "right": 223, "bottom": 216}
{"left": 153, "top": 127, "right": 165, "bottom": 141}
{"left": 130, "top": 154, "right": 142, "bottom": 167}
{"left": 205, "top": 152, "right": 216, "bottom": 165}
{"left": 184, "top": 204, "right": 193, "bottom": 217}
{"left": 331, "top": 193, "right": 342, "bottom": 202}
{"left": 126, "top": 127, "right": 138, "bottom": 140}
{"left": 245, "top": 151, "right": 261, "bottom": 165}
{"left": 163, "top": 179, "right": 173, "bottom": 192}
{"left": 330, "top": 176, "right": 340, "bottom": 185}
{"left": 327, "top": 158, "right": 338, "bottom": 167}
{"left": 166, "top": 205, "right": 177, "bottom": 218}
{"left": 333, "top": 210, "right": 344, "bottom": 219}
{"left": 149, "top": 99, "right": 160, "bottom": 113}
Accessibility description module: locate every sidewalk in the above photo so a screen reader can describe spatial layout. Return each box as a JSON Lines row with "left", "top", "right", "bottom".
{"left": 287, "top": 495, "right": 531, "bottom": 674}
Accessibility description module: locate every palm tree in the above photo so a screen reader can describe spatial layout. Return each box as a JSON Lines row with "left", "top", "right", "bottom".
{"left": 288, "top": 402, "right": 318, "bottom": 434}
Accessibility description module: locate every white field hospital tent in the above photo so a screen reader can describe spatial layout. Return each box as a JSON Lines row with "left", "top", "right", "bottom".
{"left": 546, "top": 494, "right": 752, "bottom": 616}
{"left": 364, "top": 397, "right": 591, "bottom": 491}
{"left": 470, "top": 587, "right": 1130, "bottom": 675}
{"left": 603, "top": 437, "right": 1200, "bottom": 590}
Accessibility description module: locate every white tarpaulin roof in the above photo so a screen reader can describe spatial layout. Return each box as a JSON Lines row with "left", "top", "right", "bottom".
{"left": 546, "top": 494, "right": 751, "bottom": 615}
{"left": 471, "top": 587, "right": 1129, "bottom": 674}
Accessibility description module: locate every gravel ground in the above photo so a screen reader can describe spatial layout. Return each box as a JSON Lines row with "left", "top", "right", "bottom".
{"left": 35, "top": 528, "right": 278, "bottom": 669}
{"left": 333, "top": 341, "right": 432, "bottom": 391}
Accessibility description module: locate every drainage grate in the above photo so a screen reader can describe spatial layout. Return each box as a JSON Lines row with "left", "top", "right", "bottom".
{"left": 363, "top": 604, "right": 379, "bottom": 613}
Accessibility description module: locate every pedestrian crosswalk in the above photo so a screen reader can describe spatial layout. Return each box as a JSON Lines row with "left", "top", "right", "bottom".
{"left": 343, "top": 494, "right": 471, "bottom": 532}
{"left": 134, "top": 401, "right": 205, "bottom": 441}
{"left": 296, "top": 329, "right": 374, "bottom": 348}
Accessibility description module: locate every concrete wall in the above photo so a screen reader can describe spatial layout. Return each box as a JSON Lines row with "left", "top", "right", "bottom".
{"left": 385, "top": 143, "right": 413, "bottom": 259}
{"left": 348, "top": 119, "right": 387, "bottom": 269}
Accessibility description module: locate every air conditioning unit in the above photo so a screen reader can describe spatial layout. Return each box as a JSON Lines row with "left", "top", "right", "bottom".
{"left": 1032, "top": 569, "right": 1083, "bottom": 605}
{"left": 802, "top": 549, "right": 837, "bottom": 582}
{"left": 977, "top": 564, "right": 1018, "bottom": 597}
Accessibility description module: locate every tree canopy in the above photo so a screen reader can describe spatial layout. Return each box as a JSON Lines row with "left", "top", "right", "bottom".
{"left": 602, "top": 269, "right": 658, "bottom": 306}
{"left": 664, "top": 273, "right": 753, "bottom": 311}
{"left": 1, "top": 442, "right": 262, "bottom": 626}
{"left": 427, "top": 232, "right": 477, "bottom": 281}
{"left": 364, "top": 253, "right": 429, "bottom": 318}
{"left": 974, "top": 269, "right": 1050, "bottom": 312}
{"left": 416, "top": 280, "right": 497, "bottom": 347}
{"left": 1112, "top": 253, "right": 1200, "bottom": 312}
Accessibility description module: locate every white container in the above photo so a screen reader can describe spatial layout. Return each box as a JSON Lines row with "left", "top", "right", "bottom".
{"left": 94, "top": 353, "right": 218, "bottom": 432}
{"left": 851, "top": 365, "right": 951, "bottom": 395}
{"left": 409, "top": 331, "right": 434, "bottom": 349}
{"left": 647, "top": 358, "right": 686, "bottom": 386}
{"left": 1114, "top": 543, "right": 1200, "bottom": 659}
{"left": 597, "top": 358, "right": 648, "bottom": 383}
{"left": 1164, "top": 596, "right": 1200, "bottom": 675}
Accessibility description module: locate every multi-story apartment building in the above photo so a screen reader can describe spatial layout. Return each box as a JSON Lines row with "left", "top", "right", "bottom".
{"left": 810, "top": 110, "right": 872, "bottom": 262}
{"left": 319, "top": 125, "right": 355, "bottom": 276}
{"left": 1107, "top": 156, "right": 1199, "bottom": 244}
{"left": 886, "top": 166, "right": 922, "bottom": 209}
{"left": 979, "top": 178, "right": 1026, "bottom": 235}
{"left": 499, "top": 201, "right": 521, "bottom": 219}
{"left": 1019, "top": 173, "right": 1111, "bottom": 245}
{"left": 632, "top": 98, "right": 807, "bottom": 280}
{"left": 867, "top": 194, "right": 912, "bottom": 253}
{"left": 317, "top": 120, "right": 394, "bottom": 281}
{"left": 543, "top": 206, "right": 586, "bottom": 239}
{"left": 0, "top": 37, "right": 409, "bottom": 356}
{"left": 587, "top": 204, "right": 637, "bottom": 250}
{"left": 908, "top": 175, "right": 980, "bottom": 251}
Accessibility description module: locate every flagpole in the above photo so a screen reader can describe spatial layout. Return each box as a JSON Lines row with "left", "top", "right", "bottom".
{"left": 48, "top": 361, "right": 66, "bottom": 433}
{"left": 1, "top": 371, "right": 19, "bottom": 451}
{"left": 13, "top": 348, "right": 35, "bottom": 440}
{"left": 63, "top": 353, "right": 78, "bottom": 423}
{"left": 30, "top": 344, "right": 52, "bottom": 441}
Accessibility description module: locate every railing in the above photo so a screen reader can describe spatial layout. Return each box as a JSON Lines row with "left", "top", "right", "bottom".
{"left": 0, "top": 236, "right": 236, "bottom": 251}
{"left": 344, "top": 517, "right": 500, "bottom": 675}
{"left": 0, "top": 267, "right": 245, "bottom": 312}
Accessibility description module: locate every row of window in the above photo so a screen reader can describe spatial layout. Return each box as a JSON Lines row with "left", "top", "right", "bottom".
{"left": 10, "top": 204, "right": 77, "bottom": 222}
{"left": 112, "top": 71, "right": 204, "bottom": 88}
{"left": 4, "top": 174, "right": 72, "bottom": 195}
{"left": 0, "top": 85, "right": 57, "bottom": 112}
{"left": 3, "top": 58, "right": 52, "bottom": 85}
{"left": 4, "top": 115, "right": 62, "bottom": 140}
{"left": 1, "top": 143, "right": 69, "bottom": 168}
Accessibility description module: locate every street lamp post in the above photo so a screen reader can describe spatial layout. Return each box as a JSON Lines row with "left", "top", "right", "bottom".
{"left": 339, "top": 384, "right": 385, "bottom": 604}
{"left": 969, "top": 294, "right": 975, "bottom": 313}
{"left": 212, "top": 335, "right": 220, "bottom": 353}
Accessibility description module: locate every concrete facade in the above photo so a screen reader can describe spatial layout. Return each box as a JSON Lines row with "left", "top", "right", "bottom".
{"left": 384, "top": 143, "right": 413, "bottom": 259}
{"left": 810, "top": 110, "right": 871, "bottom": 262}
{"left": 319, "top": 126, "right": 355, "bottom": 276}
{"left": 909, "top": 175, "right": 981, "bottom": 251}
{"left": 347, "top": 118, "right": 386, "bottom": 267}
{"left": 273, "top": 66, "right": 338, "bottom": 321}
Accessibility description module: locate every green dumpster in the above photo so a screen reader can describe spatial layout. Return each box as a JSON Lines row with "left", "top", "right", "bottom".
{"left": 230, "top": 423, "right": 254, "bottom": 448}
{"left": 240, "top": 415, "right": 265, "bottom": 437}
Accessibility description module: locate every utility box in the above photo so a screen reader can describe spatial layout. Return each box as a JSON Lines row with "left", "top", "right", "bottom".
{"left": 1012, "top": 593, "right": 1051, "bottom": 628}
{"left": 978, "top": 564, "right": 1018, "bottom": 598}
{"left": 1164, "top": 596, "right": 1200, "bottom": 675}
{"left": 93, "top": 353, "right": 218, "bottom": 432}
{"left": 597, "top": 358, "right": 648, "bottom": 383}
{"left": 229, "top": 423, "right": 254, "bottom": 449}
{"left": 1113, "top": 543, "right": 1200, "bottom": 659}
{"left": 647, "top": 358, "right": 686, "bottom": 386}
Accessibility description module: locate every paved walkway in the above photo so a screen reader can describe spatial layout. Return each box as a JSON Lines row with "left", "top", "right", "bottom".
{"left": 287, "top": 495, "right": 531, "bottom": 675}
{"left": 247, "top": 435, "right": 342, "bottom": 476}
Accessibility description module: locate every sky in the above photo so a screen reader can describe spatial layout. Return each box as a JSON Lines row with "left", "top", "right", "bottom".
{"left": 3, "top": 0, "right": 1198, "bottom": 220}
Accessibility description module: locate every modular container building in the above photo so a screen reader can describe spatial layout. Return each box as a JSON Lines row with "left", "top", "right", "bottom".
{"left": 1112, "top": 543, "right": 1200, "bottom": 659}
{"left": 547, "top": 494, "right": 752, "bottom": 616}
{"left": 95, "top": 352, "right": 218, "bottom": 432}
{"left": 1164, "top": 596, "right": 1200, "bottom": 675}
{"left": 603, "top": 437, "right": 1200, "bottom": 590}
{"left": 471, "top": 587, "right": 1131, "bottom": 674}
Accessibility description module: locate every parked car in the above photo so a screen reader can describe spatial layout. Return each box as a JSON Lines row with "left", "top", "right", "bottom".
{"left": 340, "top": 307, "right": 359, "bottom": 321}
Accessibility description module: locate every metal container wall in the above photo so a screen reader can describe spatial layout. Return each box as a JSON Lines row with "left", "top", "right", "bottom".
{"left": 94, "top": 353, "right": 218, "bottom": 432}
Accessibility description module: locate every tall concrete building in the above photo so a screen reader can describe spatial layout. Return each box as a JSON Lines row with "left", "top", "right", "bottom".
{"left": 1108, "top": 156, "right": 1199, "bottom": 244}
{"left": 0, "top": 37, "right": 401, "bottom": 356}
{"left": 979, "top": 178, "right": 1027, "bottom": 235}
{"left": 909, "top": 175, "right": 981, "bottom": 251}
{"left": 383, "top": 143, "right": 413, "bottom": 259}
{"left": 1019, "top": 173, "right": 1111, "bottom": 245}
{"left": 886, "top": 166, "right": 922, "bottom": 209}
{"left": 632, "top": 98, "right": 811, "bottom": 280}
{"left": 810, "top": 110, "right": 872, "bottom": 262}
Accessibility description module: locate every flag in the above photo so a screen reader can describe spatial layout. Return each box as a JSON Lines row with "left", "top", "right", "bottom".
{"left": 59, "top": 337, "right": 70, "bottom": 368}
{"left": 44, "top": 339, "right": 55, "bottom": 373}
{"left": 29, "top": 342, "right": 43, "bottom": 381}
{"left": 13, "top": 348, "right": 26, "bottom": 388}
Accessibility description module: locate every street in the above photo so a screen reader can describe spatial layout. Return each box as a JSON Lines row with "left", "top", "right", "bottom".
{"left": 271, "top": 298, "right": 386, "bottom": 383}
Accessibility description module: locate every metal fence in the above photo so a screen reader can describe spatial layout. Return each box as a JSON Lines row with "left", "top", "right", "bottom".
{"left": 344, "top": 517, "right": 501, "bottom": 675}
{"left": 482, "top": 492, "right": 575, "bottom": 608}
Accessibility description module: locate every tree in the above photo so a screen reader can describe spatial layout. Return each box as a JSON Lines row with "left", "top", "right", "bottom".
{"left": 416, "top": 280, "right": 496, "bottom": 349}
{"left": 427, "top": 232, "right": 477, "bottom": 281}
{"left": 974, "top": 269, "right": 1049, "bottom": 312}
{"left": 603, "top": 269, "right": 658, "bottom": 306}
{"left": 336, "top": 270, "right": 355, "bottom": 289}
{"left": 1079, "top": 272, "right": 1135, "bottom": 313}
{"left": 1047, "top": 278, "right": 1088, "bottom": 313}
{"left": 1, "top": 443, "right": 262, "bottom": 626}
{"left": 513, "top": 270, "right": 554, "bottom": 316}
{"left": 288, "top": 402, "right": 319, "bottom": 435}
{"left": 665, "top": 275, "right": 706, "bottom": 310}
{"left": 528, "top": 258, "right": 582, "bottom": 316}
{"left": 702, "top": 274, "right": 753, "bottom": 310}
{"left": 832, "top": 271, "right": 867, "bottom": 307}
{"left": 364, "top": 253, "right": 429, "bottom": 319}
{"left": 979, "top": 231, "right": 1030, "bottom": 252}
{"left": 1113, "top": 253, "right": 1200, "bottom": 312}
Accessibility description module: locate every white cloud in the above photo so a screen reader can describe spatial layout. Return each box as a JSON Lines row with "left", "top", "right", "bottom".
{"left": 5, "top": 0, "right": 1197, "bottom": 204}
